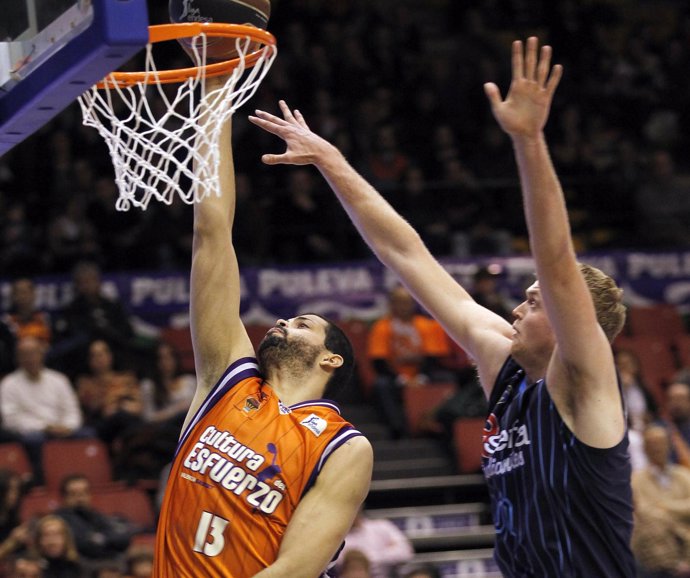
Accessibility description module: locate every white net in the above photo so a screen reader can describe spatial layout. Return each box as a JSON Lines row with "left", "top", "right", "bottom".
{"left": 78, "top": 33, "right": 277, "bottom": 211}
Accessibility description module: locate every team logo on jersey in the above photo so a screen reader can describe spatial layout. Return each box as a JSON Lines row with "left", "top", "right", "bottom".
{"left": 243, "top": 396, "right": 261, "bottom": 413}
{"left": 482, "top": 415, "right": 531, "bottom": 479}
{"left": 257, "top": 443, "right": 282, "bottom": 482}
{"left": 300, "top": 414, "right": 328, "bottom": 437}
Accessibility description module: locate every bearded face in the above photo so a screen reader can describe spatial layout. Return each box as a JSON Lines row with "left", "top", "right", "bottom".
{"left": 257, "top": 329, "right": 323, "bottom": 377}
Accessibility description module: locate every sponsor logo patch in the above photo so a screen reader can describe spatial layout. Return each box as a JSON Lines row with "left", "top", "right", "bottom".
{"left": 300, "top": 414, "right": 328, "bottom": 437}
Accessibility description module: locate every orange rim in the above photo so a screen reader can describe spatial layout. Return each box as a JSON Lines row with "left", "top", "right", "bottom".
{"left": 97, "top": 23, "right": 277, "bottom": 88}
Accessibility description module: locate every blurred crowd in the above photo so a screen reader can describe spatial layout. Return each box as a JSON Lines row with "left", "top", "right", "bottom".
{"left": 3, "top": 0, "right": 690, "bottom": 576}
{"left": 2, "top": 0, "right": 690, "bottom": 278}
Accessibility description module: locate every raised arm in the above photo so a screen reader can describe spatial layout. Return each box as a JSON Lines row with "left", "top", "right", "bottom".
{"left": 189, "top": 78, "right": 254, "bottom": 401}
{"left": 484, "top": 38, "right": 624, "bottom": 446}
{"left": 251, "top": 436, "right": 373, "bottom": 578}
{"left": 248, "top": 104, "right": 512, "bottom": 396}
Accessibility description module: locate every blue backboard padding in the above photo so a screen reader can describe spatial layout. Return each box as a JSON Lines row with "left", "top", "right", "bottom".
{"left": 0, "top": 0, "right": 149, "bottom": 156}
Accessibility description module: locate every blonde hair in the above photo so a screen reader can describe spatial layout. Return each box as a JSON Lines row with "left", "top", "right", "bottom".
{"left": 578, "top": 262, "right": 626, "bottom": 342}
{"left": 32, "top": 514, "right": 80, "bottom": 562}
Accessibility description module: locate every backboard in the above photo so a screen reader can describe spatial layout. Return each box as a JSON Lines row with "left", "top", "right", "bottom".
{"left": 0, "top": 0, "right": 149, "bottom": 156}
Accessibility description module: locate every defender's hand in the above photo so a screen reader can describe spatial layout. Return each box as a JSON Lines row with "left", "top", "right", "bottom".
{"left": 484, "top": 37, "right": 562, "bottom": 139}
{"left": 249, "top": 100, "right": 334, "bottom": 165}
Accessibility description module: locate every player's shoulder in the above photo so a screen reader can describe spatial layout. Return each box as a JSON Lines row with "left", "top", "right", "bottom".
{"left": 329, "top": 435, "right": 373, "bottom": 468}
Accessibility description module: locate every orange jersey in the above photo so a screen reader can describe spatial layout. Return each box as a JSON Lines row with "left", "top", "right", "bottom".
{"left": 153, "top": 357, "right": 363, "bottom": 578}
{"left": 367, "top": 315, "right": 450, "bottom": 379}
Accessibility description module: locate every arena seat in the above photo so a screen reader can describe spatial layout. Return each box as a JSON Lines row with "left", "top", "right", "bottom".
{"left": 338, "top": 319, "right": 375, "bottom": 397}
{"left": 627, "top": 304, "right": 686, "bottom": 339}
{"left": 19, "top": 488, "right": 60, "bottom": 522}
{"left": 403, "top": 382, "right": 456, "bottom": 436}
{"left": 90, "top": 485, "right": 157, "bottom": 530}
{"left": 675, "top": 334, "right": 690, "bottom": 370}
{"left": 0, "top": 442, "right": 33, "bottom": 480}
{"left": 453, "top": 417, "right": 486, "bottom": 474}
{"left": 160, "top": 326, "right": 195, "bottom": 373}
{"left": 42, "top": 438, "right": 113, "bottom": 492}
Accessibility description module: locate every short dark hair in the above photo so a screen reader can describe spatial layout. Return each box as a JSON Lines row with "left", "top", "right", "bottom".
{"left": 59, "top": 473, "right": 89, "bottom": 497}
{"left": 303, "top": 313, "right": 354, "bottom": 398}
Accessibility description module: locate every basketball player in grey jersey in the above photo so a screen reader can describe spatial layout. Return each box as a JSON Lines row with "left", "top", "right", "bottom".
{"left": 249, "top": 37, "right": 634, "bottom": 576}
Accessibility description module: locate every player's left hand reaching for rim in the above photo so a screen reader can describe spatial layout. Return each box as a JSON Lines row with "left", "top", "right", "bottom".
{"left": 248, "top": 100, "right": 334, "bottom": 166}
{"left": 484, "top": 36, "right": 563, "bottom": 139}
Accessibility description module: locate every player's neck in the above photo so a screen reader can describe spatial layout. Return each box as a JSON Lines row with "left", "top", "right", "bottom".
{"left": 262, "top": 370, "right": 326, "bottom": 406}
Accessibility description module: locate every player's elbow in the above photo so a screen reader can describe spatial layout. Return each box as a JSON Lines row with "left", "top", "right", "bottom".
{"left": 193, "top": 210, "right": 233, "bottom": 239}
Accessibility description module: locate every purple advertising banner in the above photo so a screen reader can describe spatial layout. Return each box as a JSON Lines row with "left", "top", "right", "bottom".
{"left": 1, "top": 251, "right": 690, "bottom": 330}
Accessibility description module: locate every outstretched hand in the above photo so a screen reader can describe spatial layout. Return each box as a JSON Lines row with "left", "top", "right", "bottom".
{"left": 248, "top": 101, "right": 333, "bottom": 166}
{"left": 484, "top": 37, "right": 563, "bottom": 139}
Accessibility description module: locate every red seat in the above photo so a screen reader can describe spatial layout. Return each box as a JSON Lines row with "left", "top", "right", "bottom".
{"left": 19, "top": 488, "right": 60, "bottom": 522}
{"left": 160, "top": 326, "right": 195, "bottom": 373}
{"left": 441, "top": 340, "right": 473, "bottom": 372}
{"left": 90, "top": 486, "right": 157, "bottom": 530}
{"left": 675, "top": 334, "right": 690, "bottom": 369}
{"left": 614, "top": 335, "right": 677, "bottom": 407}
{"left": 402, "top": 381, "right": 456, "bottom": 436}
{"left": 627, "top": 304, "right": 686, "bottom": 339}
{"left": 42, "top": 438, "right": 113, "bottom": 492}
{"left": 245, "top": 324, "right": 272, "bottom": 350}
{"left": 453, "top": 417, "right": 486, "bottom": 474}
{"left": 0, "top": 442, "right": 33, "bottom": 480}
{"left": 339, "top": 319, "right": 375, "bottom": 396}
{"left": 129, "top": 533, "right": 157, "bottom": 549}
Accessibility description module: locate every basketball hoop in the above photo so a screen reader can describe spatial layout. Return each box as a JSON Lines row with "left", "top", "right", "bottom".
{"left": 78, "top": 23, "right": 277, "bottom": 211}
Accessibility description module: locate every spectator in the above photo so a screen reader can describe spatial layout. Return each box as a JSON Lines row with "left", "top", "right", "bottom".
{"left": 635, "top": 150, "right": 690, "bottom": 248}
{"left": 108, "top": 341, "right": 195, "bottom": 481}
{"left": 270, "top": 168, "right": 347, "bottom": 263}
{"left": 2, "top": 278, "right": 51, "bottom": 344}
{"left": 86, "top": 177, "right": 144, "bottom": 271}
{"left": 0, "top": 469, "right": 30, "bottom": 562}
{"left": 54, "top": 474, "right": 132, "bottom": 563}
{"left": 139, "top": 342, "right": 195, "bottom": 425}
{"left": 338, "top": 550, "right": 373, "bottom": 578}
{"left": 336, "top": 507, "right": 413, "bottom": 578}
{"left": 0, "top": 204, "right": 39, "bottom": 277}
{"left": 469, "top": 266, "right": 513, "bottom": 321}
{"left": 44, "top": 198, "right": 100, "bottom": 273}
{"left": 75, "top": 340, "right": 142, "bottom": 455}
{"left": 422, "top": 374, "right": 488, "bottom": 447}
{"left": 7, "top": 553, "right": 45, "bottom": 578}
{"left": 30, "top": 515, "right": 83, "bottom": 578}
{"left": 0, "top": 469, "right": 23, "bottom": 541}
{"left": 365, "top": 124, "right": 409, "bottom": 192}
{"left": 125, "top": 549, "right": 153, "bottom": 578}
{"left": 367, "top": 284, "right": 451, "bottom": 438}
{"left": 90, "top": 561, "right": 125, "bottom": 578}
{"left": 631, "top": 425, "right": 690, "bottom": 578}
{"left": 666, "top": 382, "right": 690, "bottom": 446}
{"left": 0, "top": 337, "right": 87, "bottom": 483}
{"left": 615, "top": 348, "right": 659, "bottom": 432}
{"left": 51, "top": 261, "right": 134, "bottom": 377}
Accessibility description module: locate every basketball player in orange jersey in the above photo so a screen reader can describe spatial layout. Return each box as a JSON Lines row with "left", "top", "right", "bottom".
{"left": 153, "top": 75, "right": 373, "bottom": 578}
{"left": 250, "top": 38, "right": 635, "bottom": 577}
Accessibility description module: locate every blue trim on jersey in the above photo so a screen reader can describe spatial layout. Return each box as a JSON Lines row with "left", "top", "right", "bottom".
{"left": 299, "top": 425, "right": 363, "bottom": 500}
{"left": 175, "top": 357, "right": 261, "bottom": 456}
{"left": 289, "top": 399, "right": 342, "bottom": 415}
